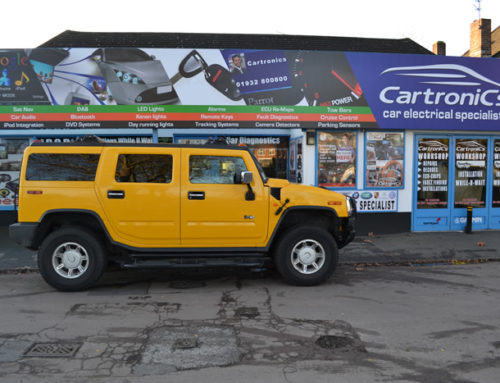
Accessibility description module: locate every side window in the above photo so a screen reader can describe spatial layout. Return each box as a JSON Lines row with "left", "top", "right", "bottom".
{"left": 26, "top": 154, "right": 100, "bottom": 181}
{"left": 189, "top": 155, "right": 247, "bottom": 184}
{"left": 115, "top": 154, "right": 173, "bottom": 183}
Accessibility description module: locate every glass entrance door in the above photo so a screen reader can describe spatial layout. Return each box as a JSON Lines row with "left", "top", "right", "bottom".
{"left": 489, "top": 139, "right": 500, "bottom": 229}
{"left": 450, "top": 137, "right": 489, "bottom": 231}
{"left": 413, "top": 135, "right": 494, "bottom": 232}
{"left": 413, "top": 137, "right": 451, "bottom": 231}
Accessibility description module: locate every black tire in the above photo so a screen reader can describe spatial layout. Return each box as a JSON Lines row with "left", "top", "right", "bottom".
{"left": 274, "top": 226, "right": 338, "bottom": 286}
{"left": 37, "top": 226, "right": 106, "bottom": 292}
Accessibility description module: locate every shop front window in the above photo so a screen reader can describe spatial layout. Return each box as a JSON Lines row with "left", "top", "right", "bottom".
{"left": 288, "top": 138, "right": 303, "bottom": 184}
{"left": 454, "top": 139, "right": 487, "bottom": 209}
{"left": 317, "top": 131, "right": 356, "bottom": 188}
{"left": 416, "top": 138, "right": 449, "bottom": 209}
{"left": 0, "top": 138, "right": 30, "bottom": 210}
{"left": 365, "top": 132, "right": 404, "bottom": 188}
{"left": 493, "top": 140, "right": 500, "bottom": 208}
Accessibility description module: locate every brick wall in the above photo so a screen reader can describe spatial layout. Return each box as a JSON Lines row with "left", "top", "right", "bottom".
{"left": 469, "top": 19, "right": 492, "bottom": 57}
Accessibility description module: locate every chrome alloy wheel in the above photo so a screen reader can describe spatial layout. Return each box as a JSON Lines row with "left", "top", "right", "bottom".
{"left": 291, "top": 239, "right": 326, "bottom": 275}
{"left": 52, "top": 242, "right": 89, "bottom": 279}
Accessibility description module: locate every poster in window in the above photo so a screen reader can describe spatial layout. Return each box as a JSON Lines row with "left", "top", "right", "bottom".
{"left": 289, "top": 140, "right": 296, "bottom": 182}
{"left": 454, "top": 139, "right": 487, "bottom": 208}
{"left": 317, "top": 132, "right": 356, "bottom": 188}
{"left": 365, "top": 132, "right": 404, "bottom": 188}
{"left": 296, "top": 138, "right": 303, "bottom": 184}
{"left": 0, "top": 138, "right": 30, "bottom": 210}
{"left": 416, "top": 138, "right": 449, "bottom": 209}
{"left": 493, "top": 140, "right": 500, "bottom": 208}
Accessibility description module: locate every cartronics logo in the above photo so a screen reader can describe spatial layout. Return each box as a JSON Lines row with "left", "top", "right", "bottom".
{"left": 455, "top": 140, "right": 485, "bottom": 150}
{"left": 379, "top": 64, "right": 500, "bottom": 107}
{"left": 418, "top": 140, "right": 448, "bottom": 151}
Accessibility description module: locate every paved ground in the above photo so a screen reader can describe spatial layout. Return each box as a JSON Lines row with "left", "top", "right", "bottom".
{"left": 1, "top": 226, "right": 500, "bottom": 270}
{"left": 1, "top": 226, "right": 499, "bottom": 381}
{"left": 0, "top": 262, "right": 499, "bottom": 382}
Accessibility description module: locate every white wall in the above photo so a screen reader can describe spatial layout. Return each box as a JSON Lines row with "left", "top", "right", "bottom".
{"left": 300, "top": 129, "right": 415, "bottom": 213}
{"left": 398, "top": 131, "right": 414, "bottom": 212}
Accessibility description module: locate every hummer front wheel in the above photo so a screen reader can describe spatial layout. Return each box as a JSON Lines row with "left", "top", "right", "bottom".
{"left": 274, "top": 226, "right": 338, "bottom": 286}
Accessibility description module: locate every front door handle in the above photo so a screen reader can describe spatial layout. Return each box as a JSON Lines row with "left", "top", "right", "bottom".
{"left": 108, "top": 190, "right": 125, "bottom": 199}
{"left": 188, "top": 191, "right": 205, "bottom": 200}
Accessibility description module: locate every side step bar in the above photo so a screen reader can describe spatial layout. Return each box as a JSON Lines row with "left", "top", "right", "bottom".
{"left": 121, "top": 256, "right": 271, "bottom": 269}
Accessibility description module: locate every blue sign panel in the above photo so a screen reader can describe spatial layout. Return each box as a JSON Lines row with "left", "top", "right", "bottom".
{"left": 346, "top": 52, "right": 500, "bottom": 131}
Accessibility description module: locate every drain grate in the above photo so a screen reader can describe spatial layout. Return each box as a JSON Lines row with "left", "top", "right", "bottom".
{"left": 173, "top": 337, "right": 199, "bottom": 350}
{"left": 235, "top": 307, "right": 260, "bottom": 319}
{"left": 23, "top": 342, "right": 82, "bottom": 358}
{"left": 315, "top": 335, "right": 355, "bottom": 350}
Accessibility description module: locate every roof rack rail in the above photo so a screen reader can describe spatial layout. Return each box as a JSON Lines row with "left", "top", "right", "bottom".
{"left": 205, "top": 136, "right": 228, "bottom": 145}
{"left": 76, "top": 135, "right": 106, "bottom": 144}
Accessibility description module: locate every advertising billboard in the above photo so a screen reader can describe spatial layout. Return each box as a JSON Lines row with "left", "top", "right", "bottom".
{"left": 0, "top": 48, "right": 498, "bottom": 131}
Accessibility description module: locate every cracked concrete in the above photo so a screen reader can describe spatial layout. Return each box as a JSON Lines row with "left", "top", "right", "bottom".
{"left": 0, "top": 264, "right": 499, "bottom": 382}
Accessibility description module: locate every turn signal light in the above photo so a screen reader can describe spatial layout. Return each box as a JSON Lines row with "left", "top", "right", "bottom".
{"left": 328, "top": 201, "right": 342, "bottom": 206}
{"left": 27, "top": 190, "right": 43, "bottom": 195}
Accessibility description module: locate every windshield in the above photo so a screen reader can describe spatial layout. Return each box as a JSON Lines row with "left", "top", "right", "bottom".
{"left": 249, "top": 150, "right": 268, "bottom": 184}
{"left": 104, "top": 48, "right": 152, "bottom": 62}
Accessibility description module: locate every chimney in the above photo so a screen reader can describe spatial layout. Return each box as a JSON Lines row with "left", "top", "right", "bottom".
{"left": 433, "top": 41, "right": 446, "bottom": 55}
{"left": 470, "top": 18, "right": 491, "bottom": 57}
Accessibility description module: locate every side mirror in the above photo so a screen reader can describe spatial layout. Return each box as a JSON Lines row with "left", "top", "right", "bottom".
{"left": 241, "top": 171, "right": 253, "bottom": 184}
{"left": 234, "top": 171, "right": 255, "bottom": 200}
{"left": 234, "top": 171, "right": 253, "bottom": 184}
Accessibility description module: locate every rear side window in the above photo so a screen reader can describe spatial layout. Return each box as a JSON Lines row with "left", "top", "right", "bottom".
{"left": 115, "top": 154, "right": 173, "bottom": 183}
{"left": 26, "top": 154, "right": 100, "bottom": 181}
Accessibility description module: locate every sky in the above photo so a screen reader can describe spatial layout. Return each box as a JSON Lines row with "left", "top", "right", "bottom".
{"left": 1, "top": 0, "right": 499, "bottom": 56}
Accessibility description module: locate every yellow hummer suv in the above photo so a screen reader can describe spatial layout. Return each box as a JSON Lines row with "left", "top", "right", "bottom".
{"left": 10, "top": 137, "right": 356, "bottom": 291}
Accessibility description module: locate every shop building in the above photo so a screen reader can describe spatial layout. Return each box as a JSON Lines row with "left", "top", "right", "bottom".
{"left": 0, "top": 25, "right": 499, "bottom": 235}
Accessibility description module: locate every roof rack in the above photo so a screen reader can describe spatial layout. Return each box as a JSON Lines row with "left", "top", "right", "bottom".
{"left": 76, "top": 135, "right": 106, "bottom": 144}
{"left": 205, "top": 136, "right": 228, "bottom": 145}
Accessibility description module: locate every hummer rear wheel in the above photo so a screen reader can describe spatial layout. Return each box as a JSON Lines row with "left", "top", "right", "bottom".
{"left": 38, "top": 226, "right": 106, "bottom": 291}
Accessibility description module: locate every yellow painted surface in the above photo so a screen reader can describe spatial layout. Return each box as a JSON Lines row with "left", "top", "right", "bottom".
{"left": 18, "top": 146, "right": 104, "bottom": 223}
{"left": 180, "top": 148, "right": 269, "bottom": 247}
{"left": 18, "top": 144, "right": 350, "bottom": 249}
{"left": 95, "top": 147, "right": 181, "bottom": 247}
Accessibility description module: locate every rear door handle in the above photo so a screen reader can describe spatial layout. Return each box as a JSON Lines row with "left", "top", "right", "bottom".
{"left": 107, "top": 190, "right": 125, "bottom": 199}
{"left": 188, "top": 191, "right": 205, "bottom": 200}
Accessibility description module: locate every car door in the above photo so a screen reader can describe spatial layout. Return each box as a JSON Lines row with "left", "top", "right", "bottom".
{"left": 96, "top": 147, "right": 181, "bottom": 247}
{"left": 180, "top": 148, "right": 269, "bottom": 247}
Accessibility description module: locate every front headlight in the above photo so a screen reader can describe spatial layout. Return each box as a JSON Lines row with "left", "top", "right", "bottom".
{"left": 114, "top": 70, "right": 145, "bottom": 85}
{"left": 346, "top": 196, "right": 353, "bottom": 215}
